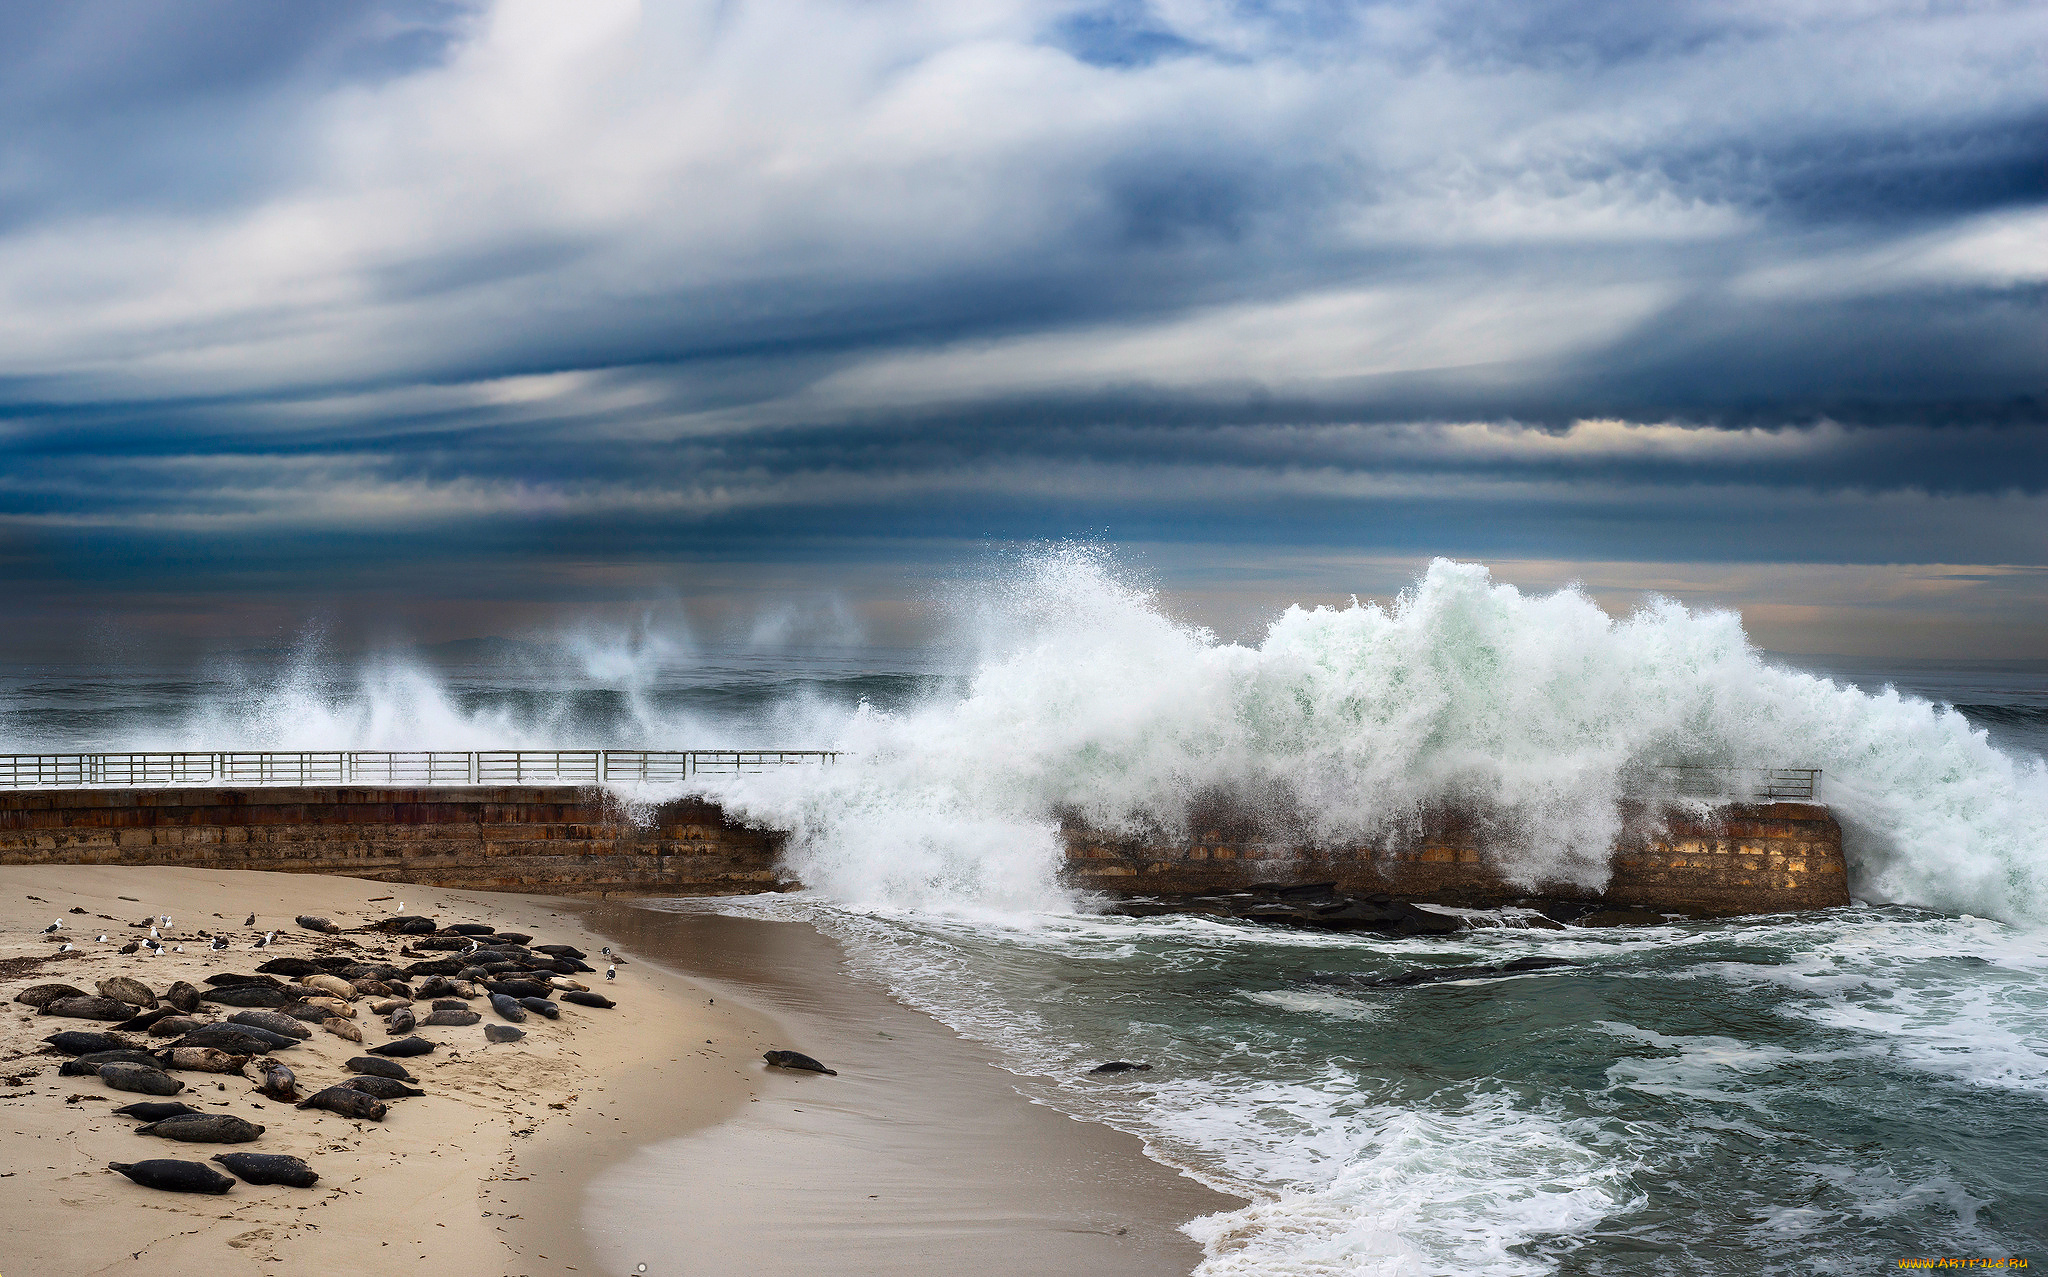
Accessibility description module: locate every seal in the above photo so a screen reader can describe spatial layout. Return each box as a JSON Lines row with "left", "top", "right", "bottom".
{"left": 295, "top": 915, "right": 342, "bottom": 934}
{"left": 44, "top": 1029, "right": 133, "bottom": 1055}
{"left": 386, "top": 1006, "right": 417, "bottom": 1033}
{"left": 98, "top": 1062, "right": 185, "bottom": 1095}
{"left": 368, "top": 1035, "right": 437, "bottom": 1058}
{"left": 301, "top": 995, "right": 355, "bottom": 1019}
{"left": 345, "top": 1056, "right": 416, "bottom": 1080}
{"left": 1087, "top": 1062, "right": 1152, "bottom": 1074}
{"left": 135, "top": 1113, "right": 265, "bottom": 1143}
{"left": 96, "top": 976, "right": 157, "bottom": 1008}
{"left": 113, "top": 1101, "right": 202, "bottom": 1121}
{"left": 158, "top": 1046, "right": 250, "bottom": 1073}
{"left": 377, "top": 915, "right": 438, "bottom": 934}
{"left": 763, "top": 1050, "right": 838, "bottom": 1076}
{"left": 487, "top": 978, "right": 552, "bottom": 1000}
{"left": 484, "top": 1024, "right": 524, "bottom": 1043}
{"left": 212, "top": 1152, "right": 319, "bottom": 1188}
{"left": 227, "top": 1009, "right": 314, "bottom": 1040}
{"left": 322, "top": 1018, "right": 365, "bottom": 1044}
{"left": 340, "top": 1075, "right": 424, "bottom": 1100}
{"left": 297, "top": 1085, "right": 387, "bottom": 1121}
{"left": 561, "top": 990, "right": 615, "bottom": 1009}
{"left": 519, "top": 997, "right": 560, "bottom": 1020}
{"left": 489, "top": 993, "right": 526, "bottom": 1023}
{"left": 109, "top": 1158, "right": 234, "bottom": 1194}
{"left": 199, "top": 984, "right": 292, "bottom": 1009}
{"left": 445, "top": 923, "right": 495, "bottom": 935}
{"left": 147, "top": 1016, "right": 207, "bottom": 1039}
{"left": 111, "top": 1006, "right": 180, "bottom": 1033}
{"left": 13, "top": 982, "right": 87, "bottom": 1007}
{"left": 254, "top": 957, "right": 320, "bottom": 977}
{"left": 41, "top": 995, "right": 135, "bottom": 1020}
{"left": 176, "top": 1023, "right": 298, "bottom": 1053}
{"left": 299, "top": 973, "right": 357, "bottom": 1001}
{"left": 60, "top": 1050, "right": 162, "bottom": 1074}
{"left": 423, "top": 1008, "right": 480, "bottom": 1026}
{"left": 258, "top": 1061, "right": 300, "bottom": 1103}
{"left": 162, "top": 980, "right": 202, "bottom": 1013}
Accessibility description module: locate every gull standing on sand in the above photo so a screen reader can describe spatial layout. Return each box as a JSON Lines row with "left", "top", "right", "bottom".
{"left": 211, "top": 936, "right": 229, "bottom": 950}
{"left": 244, "top": 913, "right": 255, "bottom": 926}
{"left": 606, "top": 964, "right": 616, "bottom": 981}
{"left": 59, "top": 942, "right": 72, "bottom": 952}
{"left": 149, "top": 925, "right": 158, "bottom": 940}
{"left": 41, "top": 920, "right": 59, "bottom": 933}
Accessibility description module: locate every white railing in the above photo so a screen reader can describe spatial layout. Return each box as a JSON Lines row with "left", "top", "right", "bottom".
{"left": 0, "top": 750, "right": 840, "bottom": 790}
{"left": 1652, "top": 766, "right": 1821, "bottom": 802}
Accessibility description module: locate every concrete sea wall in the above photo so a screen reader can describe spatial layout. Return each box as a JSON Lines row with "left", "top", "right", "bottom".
{"left": 0, "top": 786, "right": 1848, "bottom": 916}
{"left": 0, "top": 786, "right": 785, "bottom": 896}
{"left": 1061, "top": 802, "right": 1850, "bottom": 916}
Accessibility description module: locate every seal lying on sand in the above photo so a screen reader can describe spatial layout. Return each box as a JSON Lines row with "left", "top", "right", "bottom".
{"left": 561, "top": 990, "right": 614, "bottom": 1009}
{"left": 45, "top": 1029, "right": 134, "bottom": 1055}
{"left": 99, "top": 1062, "right": 184, "bottom": 1095}
{"left": 484, "top": 1024, "right": 524, "bottom": 1043}
{"left": 227, "top": 1010, "right": 313, "bottom": 1040}
{"left": 134, "top": 1113, "right": 265, "bottom": 1143}
{"left": 15, "top": 982, "right": 88, "bottom": 1007}
{"left": 113, "top": 1101, "right": 201, "bottom": 1122}
{"left": 340, "top": 1075, "right": 424, "bottom": 1100}
{"left": 258, "top": 1062, "right": 300, "bottom": 1102}
{"left": 367, "top": 1035, "right": 436, "bottom": 1058}
{"left": 763, "top": 1050, "right": 837, "bottom": 1076}
{"left": 345, "top": 1056, "right": 416, "bottom": 1080}
{"left": 297, "top": 1085, "right": 387, "bottom": 1121}
{"left": 109, "top": 1159, "right": 234, "bottom": 1194}
{"left": 212, "top": 1152, "right": 319, "bottom": 1187}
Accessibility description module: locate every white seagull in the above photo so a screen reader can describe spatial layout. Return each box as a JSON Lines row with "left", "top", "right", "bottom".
{"left": 96, "top": 933, "right": 107, "bottom": 943}
{"left": 605, "top": 964, "right": 616, "bottom": 982}
{"left": 149, "top": 925, "right": 159, "bottom": 939}
{"left": 41, "top": 920, "right": 59, "bottom": 934}
{"left": 59, "top": 942, "right": 73, "bottom": 952}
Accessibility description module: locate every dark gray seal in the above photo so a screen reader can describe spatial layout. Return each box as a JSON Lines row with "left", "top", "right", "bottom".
{"left": 340, "top": 1075, "right": 424, "bottom": 1100}
{"left": 212, "top": 1152, "right": 319, "bottom": 1188}
{"left": 258, "top": 1061, "right": 300, "bottom": 1103}
{"left": 345, "top": 1055, "right": 416, "bottom": 1080}
{"left": 386, "top": 1006, "right": 417, "bottom": 1034}
{"left": 44, "top": 1029, "right": 133, "bottom": 1055}
{"left": 162, "top": 980, "right": 202, "bottom": 1013}
{"left": 199, "top": 984, "right": 291, "bottom": 1009}
{"left": 444, "top": 923, "right": 495, "bottom": 935}
{"left": 367, "top": 1035, "right": 436, "bottom": 1058}
{"left": 174, "top": 1023, "right": 296, "bottom": 1053}
{"left": 297, "top": 1085, "right": 387, "bottom": 1121}
{"left": 134, "top": 1113, "right": 265, "bottom": 1143}
{"left": 254, "top": 958, "right": 320, "bottom": 977}
{"left": 41, "top": 995, "right": 135, "bottom": 1020}
{"left": 483, "top": 1024, "right": 524, "bottom": 1044}
{"left": 1088, "top": 1062, "right": 1153, "bottom": 1074}
{"left": 111, "top": 1006, "right": 180, "bottom": 1033}
{"left": 423, "top": 1008, "right": 480, "bottom": 1026}
{"left": 488, "top": 993, "right": 526, "bottom": 1023}
{"left": 561, "top": 990, "right": 615, "bottom": 1009}
{"left": 14, "top": 982, "right": 88, "bottom": 1007}
{"left": 518, "top": 998, "right": 559, "bottom": 1020}
{"left": 763, "top": 1050, "right": 837, "bottom": 1076}
{"left": 486, "top": 979, "right": 552, "bottom": 1000}
{"left": 227, "top": 1010, "right": 314, "bottom": 1040}
{"left": 99, "top": 1062, "right": 184, "bottom": 1095}
{"left": 295, "top": 915, "right": 341, "bottom": 934}
{"left": 60, "top": 1050, "right": 162, "bottom": 1074}
{"left": 109, "top": 1158, "right": 234, "bottom": 1194}
{"left": 113, "top": 1101, "right": 202, "bottom": 1121}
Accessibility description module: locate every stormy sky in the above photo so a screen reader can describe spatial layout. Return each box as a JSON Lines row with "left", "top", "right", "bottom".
{"left": 2, "top": 0, "right": 2044, "bottom": 659}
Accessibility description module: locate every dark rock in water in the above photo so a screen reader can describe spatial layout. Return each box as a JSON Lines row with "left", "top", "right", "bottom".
{"left": 518, "top": 997, "right": 559, "bottom": 1020}
{"left": 112, "top": 1006, "right": 181, "bottom": 1033}
{"left": 484, "top": 1024, "right": 524, "bottom": 1043}
{"left": 1104, "top": 885, "right": 1467, "bottom": 935}
{"left": 135, "top": 1113, "right": 265, "bottom": 1143}
{"left": 1088, "top": 1061, "right": 1152, "bottom": 1074}
{"left": 422, "top": 1008, "right": 480, "bottom": 1026}
{"left": 1308, "top": 956, "right": 1575, "bottom": 991}
{"left": 763, "top": 1050, "right": 837, "bottom": 1076}
{"left": 16, "top": 982, "right": 88, "bottom": 1007}
{"left": 44, "top": 1029, "right": 133, "bottom": 1056}
{"left": 377, "top": 915, "right": 438, "bottom": 934}
{"left": 346, "top": 1056, "right": 416, "bottom": 1080}
{"left": 297, "top": 1085, "right": 387, "bottom": 1121}
{"left": 162, "top": 980, "right": 202, "bottom": 1013}
{"left": 489, "top": 994, "right": 526, "bottom": 1023}
{"left": 113, "top": 1101, "right": 201, "bottom": 1121}
{"left": 368, "top": 1036, "right": 436, "bottom": 1058}
{"left": 213, "top": 1152, "right": 320, "bottom": 1187}
{"left": 560, "top": 990, "right": 614, "bottom": 1009}
{"left": 204, "top": 972, "right": 283, "bottom": 988}
{"left": 61, "top": 1050, "right": 162, "bottom": 1074}
{"left": 227, "top": 1010, "right": 314, "bottom": 1041}
{"left": 341, "top": 1074, "right": 424, "bottom": 1100}
{"left": 1575, "top": 908, "right": 1672, "bottom": 928}
{"left": 295, "top": 915, "right": 341, "bottom": 935}
{"left": 99, "top": 1062, "right": 184, "bottom": 1095}
{"left": 444, "top": 923, "right": 495, "bottom": 936}
{"left": 533, "top": 944, "right": 587, "bottom": 960}
{"left": 200, "top": 984, "right": 291, "bottom": 1009}
{"left": 109, "top": 1158, "right": 234, "bottom": 1194}
{"left": 255, "top": 958, "right": 320, "bottom": 978}
{"left": 42, "top": 995, "right": 135, "bottom": 1020}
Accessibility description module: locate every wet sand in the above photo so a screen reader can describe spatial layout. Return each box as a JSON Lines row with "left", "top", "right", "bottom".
{"left": 522, "top": 901, "right": 1244, "bottom": 1277}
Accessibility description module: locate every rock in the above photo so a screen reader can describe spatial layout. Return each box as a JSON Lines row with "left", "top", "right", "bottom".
{"left": 14, "top": 983, "right": 88, "bottom": 1007}
{"left": 484, "top": 1024, "right": 524, "bottom": 1044}
{"left": 226, "top": 1010, "right": 314, "bottom": 1040}
{"left": 99, "top": 1062, "right": 184, "bottom": 1095}
{"left": 42, "top": 995, "right": 136, "bottom": 1021}
{"left": 212, "top": 1152, "right": 319, "bottom": 1188}
{"left": 97, "top": 982, "right": 159, "bottom": 1010}
{"left": 1307, "top": 956, "right": 1575, "bottom": 990}
{"left": 134, "top": 1113, "right": 264, "bottom": 1143}
{"left": 162, "top": 980, "right": 202, "bottom": 1013}
{"left": 108, "top": 1158, "right": 234, "bottom": 1194}
{"left": 295, "top": 915, "right": 342, "bottom": 935}
{"left": 1088, "top": 1062, "right": 1152, "bottom": 1074}
{"left": 763, "top": 1050, "right": 837, "bottom": 1076}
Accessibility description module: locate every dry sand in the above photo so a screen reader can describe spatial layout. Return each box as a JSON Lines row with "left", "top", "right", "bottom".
{"left": 0, "top": 864, "right": 758, "bottom": 1277}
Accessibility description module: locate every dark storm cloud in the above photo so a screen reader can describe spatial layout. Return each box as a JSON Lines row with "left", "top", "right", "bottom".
{"left": 0, "top": 0, "right": 2044, "bottom": 655}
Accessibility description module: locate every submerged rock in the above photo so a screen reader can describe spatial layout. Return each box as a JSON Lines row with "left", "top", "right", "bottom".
{"left": 1308, "top": 956, "right": 1574, "bottom": 990}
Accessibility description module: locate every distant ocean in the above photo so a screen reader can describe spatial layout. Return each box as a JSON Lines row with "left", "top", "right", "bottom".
{"left": 5, "top": 556, "right": 2045, "bottom": 1274}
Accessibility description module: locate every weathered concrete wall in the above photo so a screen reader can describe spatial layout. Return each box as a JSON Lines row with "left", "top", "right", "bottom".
{"left": 1061, "top": 803, "right": 1849, "bottom": 916}
{"left": 0, "top": 786, "right": 784, "bottom": 896}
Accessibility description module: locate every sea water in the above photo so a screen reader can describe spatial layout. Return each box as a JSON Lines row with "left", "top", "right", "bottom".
{"left": 4, "top": 552, "right": 2045, "bottom": 1273}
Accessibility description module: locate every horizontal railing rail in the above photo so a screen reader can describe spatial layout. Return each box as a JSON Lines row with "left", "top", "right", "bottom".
{"left": 1651, "top": 766, "right": 1822, "bottom": 802}
{"left": 0, "top": 750, "right": 841, "bottom": 790}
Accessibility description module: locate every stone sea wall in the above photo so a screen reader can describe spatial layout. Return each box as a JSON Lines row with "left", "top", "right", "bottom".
{"left": 1061, "top": 803, "right": 1849, "bottom": 916}
{"left": 0, "top": 786, "right": 785, "bottom": 896}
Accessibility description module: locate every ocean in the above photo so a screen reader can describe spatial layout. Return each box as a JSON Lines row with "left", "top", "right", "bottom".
{"left": 4, "top": 554, "right": 2045, "bottom": 1273}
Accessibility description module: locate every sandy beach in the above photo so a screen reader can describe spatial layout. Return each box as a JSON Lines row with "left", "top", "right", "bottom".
{"left": 1, "top": 867, "right": 1239, "bottom": 1277}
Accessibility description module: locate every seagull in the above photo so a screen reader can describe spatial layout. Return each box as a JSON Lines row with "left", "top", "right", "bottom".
{"left": 173, "top": 944, "right": 184, "bottom": 953}
{"left": 164, "top": 916, "right": 173, "bottom": 928}
{"left": 96, "top": 933, "right": 107, "bottom": 943}
{"left": 149, "top": 926, "right": 159, "bottom": 940}
{"left": 41, "top": 921, "right": 59, "bottom": 934}
{"left": 605, "top": 965, "right": 616, "bottom": 982}
{"left": 59, "top": 942, "right": 73, "bottom": 952}
{"left": 210, "top": 937, "right": 229, "bottom": 951}
{"left": 244, "top": 913, "right": 256, "bottom": 926}
{"left": 601, "top": 946, "right": 611, "bottom": 956}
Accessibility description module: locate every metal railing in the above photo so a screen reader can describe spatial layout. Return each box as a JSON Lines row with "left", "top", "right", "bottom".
{"left": 0, "top": 750, "right": 840, "bottom": 790}
{"left": 1653, "top": 766, "right": 1821, "bottom": 802}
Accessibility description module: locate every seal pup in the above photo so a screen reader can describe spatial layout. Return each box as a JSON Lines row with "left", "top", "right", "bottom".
{"left": 212, "top": 1152, "right": 318, "bottom": 1188}
{"left": 345, "top": 1056, "right": 416, "bottom": 1081}
{"left": 134, "top": 1113, "right": 265, "bottom": 1143}
{"left": 297, "top": 1085, "right": 387, "bottom": 1121}
{"left": 483, "top": 1024, "right": 524, "bottom": 1043}
{"left": 763, "top": 1050, "right": 837, "bottom": 1076}
{"left": 109, "top": 1159, "right": 234, "bottom": 1194}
